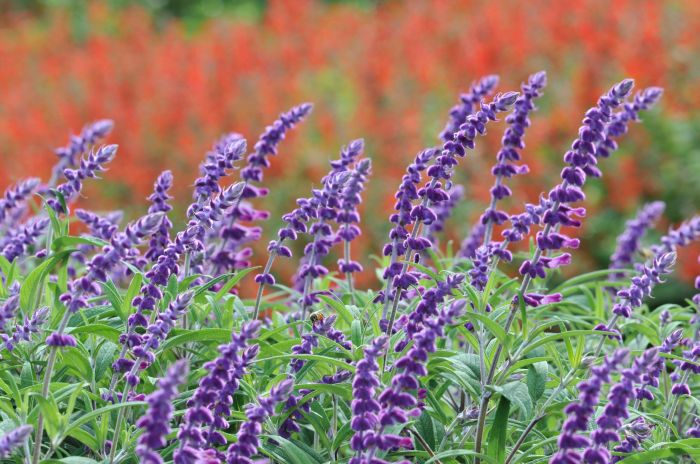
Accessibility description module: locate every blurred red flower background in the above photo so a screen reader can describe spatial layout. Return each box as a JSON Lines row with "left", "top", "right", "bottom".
{"left": 1, "top": 0, "right": 698, "bottom": 293}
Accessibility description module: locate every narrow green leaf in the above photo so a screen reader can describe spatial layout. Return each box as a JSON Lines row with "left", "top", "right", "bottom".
{"left": 486, "top": 396, "right": 510, "bottom": 462}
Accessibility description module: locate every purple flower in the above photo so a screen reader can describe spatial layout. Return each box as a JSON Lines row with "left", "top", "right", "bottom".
{"left": 0, "top": 424, "right": 32, "bottom": 458}
{"left": 481, "top": 71, "right": 546, "bottom": 238}
{"left": 51, "top": 119, "right": 114, "bottom": 185}
{"left": 0, "top": 177, "right": 40, "bottom": 223}
{"left": 0, "top": 292, "right": 19, "bottom": 334}
{"left": 651, "top": 216, "right": 700, "bottom": 256}
{"left": 225, "top": 379, "right": 295, "bottom": 464}
{"left": 176, "top": 321, "right": 261, "bottom": 462}
{"left": 298, "top": 170, "right": 351, "bottom": 313}
{"left": 189, "top": 136, "right": 246, "bottom": 216}
{"left": 395, "top": 274, "right": 464, "bottom": 352}
{"left": 426, "top": 184, "right": 463, "bottom": 243}
{"left": 2, "top": 306, "right": 48, "bottom": 352}
{"left": 211, "top": 103, "right": 312, "bottom": 275}
{"left": 368, "top": 301, "right": 464, "bottom": 459}
{"left": 458, "top": 222, "right": 485, "bottom": 259}
{"left": 136, "top": 359, "right": 189, "bottom": 464}
{"left": 48, "top": 144, "right": 118, "bottom": 213}
{"left": 660, "top": 329, "right": 683, "bottom": 353}
{"left": 609, "top": 201, "right": 665, "bottom": 280}
{"left": 127, "top": 291, "right": 194, "bottom": 386}
{"left": 2, "top": 217, "right": 49, "bottom": 262}
{"left": 585, "top": 349, "right": 659, "bottom": 460}
{"left": 350, "top": 335, "right": 388, "bottom": 460}
{"left": 440, "top": 74, "right": 499, "bottom": 142}
{"left": 75, "top": 209, "right": 121, "bottom": 241}
{"left": 517, "top": 80, "right": 635, "bottom": 284}
{"left": 550, "top": 350, "right": 628, "bottom": 464}
{"left": 380, "top": 148, "right": 438, "bottom": 305}
{"left": 611, "top": 418, "right": 652, "bottom": 462}
{"left": 146, "top": 170, "right": 175, "bottom": 263}
{"left": 113, "top": 224, "right": 203, "bottom": 377}
{"left": 382, "top": 92, "right": 518, "bottom": 319}
{"left": 338, "top": 156, "right": 371, "bottom": 277}
{"left": 612, "top": 252, "right": 676, "bottom": 319}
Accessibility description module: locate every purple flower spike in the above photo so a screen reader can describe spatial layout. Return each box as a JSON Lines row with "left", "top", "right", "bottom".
{"left": 651, "top": 216, "right": 700, "bottom": 256}
{"left": 0, "top": 177, "right": 40, "bottom": 224}
{"left": 1, "top": 217, "right": 49, "bottom": 262}
{"left": 550, "top": 350, "right": 628, "bottom": 464}
{"left": 51, "top": 119, "right": 114, "bottom": 185}
{"left": 146, "top": 170, "right": 175, "bottom": 263}
{"left": 128, "top": 291, "right": 194, "bottom": 384}
{"left": 211, "top": 103, "right": 313, "bottom": 275}
{"left": 190, "top": 136, "right": 246, "bottom": 216}
{"left": 585, "top": 349, "right": 660, "bottom": 461}
{"left": 610, "top": 201, "right": 665, "bottom": 280}
{"left": 338, "top": 157, "right": 371, "bottom": 277}
{"left": 349, "top": 335, "right": 388, "bottom": 461}
{"left": 0, "top": 424, "right": 32, "bottom": 458}
{"left": 136, "top": 359, "right": 189, "bottom": 464}
{"left": 459, "top": 222, "right": 485, "bottom": 259}
{"left": 517, "top": 80, "right": 635, "bottom": 284}
{"left": 382, "top": 92, "right": 517, "bottom": 318}
{"left": 612, "top": 252, "right": 676, "bottom": 319}
{"left": 2, "top": 306, "right": 48, "bottom": 351}
{"left": 368, "top": 300, "right": 464, "bottom": 459}
{"left": 0, "top": 293, "right": 19, "bottom": 334}
{"left": 225, "top": 379, "right": 295, "bottom": 464}
{"left": 49, "top": 144, "right": 118, "bottom": 213}
{"left": 395, "top": 274, "right": 464, "bottom": 352}
{"left": 75, "top": 209, "right": 120, "bottom": 241}
{"left": 426, "top": 184, "right": 463, "bottom": 243}
{"left": 176, "top": 321, "right": 261, "bottom": 462}
{"left": 441, "top": 74, "right": 499, "bottom": 142}
{"left": 481, "top": 71, "right": 546, "bottom": 242}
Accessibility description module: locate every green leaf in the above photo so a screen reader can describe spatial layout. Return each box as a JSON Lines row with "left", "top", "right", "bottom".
{"left": 213, "top": 268, "right": 256, "bottom": 301}
{"left": 616, "top": 438, "right": 700, "bottom": 463}
{"left": 492, "top": 381, "right": 533, "bottom": 418}
{"left": 20, "top": 249, "right": 75, "bottom": 312}
{"left": 486, "top": 396, "right": 510, "bottom": 463}
{"left": 68, "top": 324, "right": 121, "bottom": 344}
{"left": 526, "top": 362, "right": 548, "bottom": 402}
{"left": 461, "top": 312, "right": 508, "bottom": 347}
{"left": 63, "top": 401, "right": 147, "bottom": 437}
{"left": 51, "top": 236, "right": 109, "bottom": 252}
{"left": 160, "top": 328, "right": 232, "bottom": 351}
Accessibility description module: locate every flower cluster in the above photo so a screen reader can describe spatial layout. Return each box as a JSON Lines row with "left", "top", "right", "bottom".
{"left": 2, "top": 306, "right": 49, "bottom": 352}
{"left": 338, "top": 156, "right": 371, "bottom": 279}
{"left": 50, "top": 119, "right": 114, "bottom": 185}
{"left": 0, "top": 178, "right": 40, "bottom": 224}
{"left": 225, "top": 379, "right": 295, "bottom": 463}
{"left": 136, "top": 359, "right": 189, "bottom": 464}
{"left": 349, "top": 335, "right": 388, "bottom": 463}
{"left": 0, "top": 425, "right": 33, "bottom": 459}
{"left": 176, "top": 321, "right": 261, "bottom": 462}
{"left": 440, "top": 74, "right": 499, "bottom": 142}
{"left": 127, "top": 291, "right": 194, "bottom": 385}
{"left": 1, "top": 217, "right": 49, "bottom": 262}
{"left": 145, "top": 170, "right": 174, "bottom": 263}
{"left": 48, "top": 144, "right": 118, "bottom": 213}
{"left": 584, "top": 348, "right": 660, "bottom": 462}
{"left": 550, "top": 350, "right": 628, "bottom": 464}
{"left": 609, "top": 201, "right": 665, "bottom": 279}
{"left": 480, "top": 71, "right": 546, "bottom": 238}
{"left": 211, "top": 103, "right": 313, "bottom": 274}
{"left": 610, "top": 252, "right": 676, "bottom": 319}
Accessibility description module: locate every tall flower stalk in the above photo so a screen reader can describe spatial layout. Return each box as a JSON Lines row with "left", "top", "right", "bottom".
{"left": 383, "top": 92, "right": 518, "bottom": 338}
{"left": 473, "top": 79, "right": 635, "bottom": 462}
